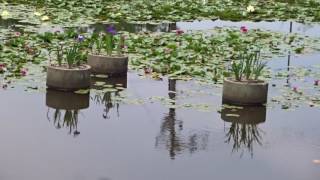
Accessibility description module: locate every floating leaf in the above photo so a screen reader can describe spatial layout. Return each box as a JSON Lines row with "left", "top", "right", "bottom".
{"left": 103, "top": 88, "right": 118, "bottom": 92}
{"left": 226, "top": 114, "right": 240, "bottom": 117}
{"left": 94, "top": 81, "right": 106, "bottom": 86}
{"left": 74, "top": 89, "right": 90, "bottom": 94}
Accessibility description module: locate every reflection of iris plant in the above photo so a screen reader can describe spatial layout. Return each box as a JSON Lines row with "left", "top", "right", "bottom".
{"left": 49, "top": 109, "right": 80, "bottom": 136}
{"left": 93, "top": 91, "right": 120, "bottom": 119}
{"left": 225, "top": 122, "right": 263, "bottom": 157}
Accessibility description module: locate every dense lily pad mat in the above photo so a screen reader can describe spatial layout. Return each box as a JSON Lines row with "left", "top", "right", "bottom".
{"left": 1, "top": 27, "right": 320, "bottom": 82}
{"left": 2, "top": 0, "right": 320, "bottom": 25}
{"left": 271, "top": 65, "right": 320, "bottom": 109}
{"left": 126, "top": 28, "right": 320, "bottom": 82}
{"left": 1, "top": 25, "right": 320, "bottom": 111}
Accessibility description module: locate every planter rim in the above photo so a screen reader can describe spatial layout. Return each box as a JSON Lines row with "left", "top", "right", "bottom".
{"left": 88, "top": 53, "right": 128, "bottom": 59}
{"left": 224, "top": 77, "right": 268, "bottom": 86}
{"left": 47, "top": 64, "right": 91, "bottom": 71}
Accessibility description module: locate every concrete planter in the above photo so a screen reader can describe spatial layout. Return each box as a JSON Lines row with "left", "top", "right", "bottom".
{"left": 222, "top": 78, "right": 268, "bottom": 105}
{"left": 46, "top": 65, "right": 91, "bottom": 91}
{"left": 46, "top": 90, "right": 89, "bottom": 110}
{"left": 221, "top": 106, "right": 266, "bottom": 124}
{"left": 88, "top": 54, "right": 128, "bottom": 76}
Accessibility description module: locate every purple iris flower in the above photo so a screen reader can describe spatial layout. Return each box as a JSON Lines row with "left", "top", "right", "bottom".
{"left": 77, "top": 34, "right": 85, "bottom": 42}
{"left": 106, "top": 25, "right": 117, "bottom": 35}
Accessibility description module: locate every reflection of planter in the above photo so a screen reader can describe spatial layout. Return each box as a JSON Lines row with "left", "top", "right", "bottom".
{"left": 46, "top": 65, "right": 91, "bottom": 91}
{"left": 91, "top": 75, "right": 128, "bottom": 90}
{"left": 46, "top": 90, "right": 89, "bottom": 110}
{"left": 222, "top": 78, "right": 268, "bottom": 105}
{"left": 221, "top": 106, "right": 266, "bottom": 124}
{"left": 88, "top": 54, "right": 128, "bottom": 76}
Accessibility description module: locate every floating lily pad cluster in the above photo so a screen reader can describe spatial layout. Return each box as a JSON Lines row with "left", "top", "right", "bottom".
{"left": 1, "top": 1, "right": 320, "bottom": 112}
{"left": 1, "top": 26, "right": 320, "bottom": 84}
{"left": 1, "top": 0, "right": 320, "bottom": 25}
{"left": 126, "top": 28, "right": 320, "bottom": 81}
{"left": 0, "top": 28, "right": 81, "bottom": 81}
{"left": 271, "top": 65, "right": 320, "bottom": 109}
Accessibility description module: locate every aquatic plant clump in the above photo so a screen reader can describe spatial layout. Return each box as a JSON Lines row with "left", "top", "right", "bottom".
{"left": 49, "top": 36, "right": 87, "bottom": 69}
{"left": 228, "top": 26, "right": 268, "bottom": 81}
{"left": 90, "top": 25, "right": 127, "bottom": 56}
{"left": 230, "top": 50, "right": 266, "bottom": 81}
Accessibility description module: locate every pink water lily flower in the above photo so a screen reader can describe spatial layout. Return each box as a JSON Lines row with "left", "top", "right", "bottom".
{"left": 0, "top": 64, "right": 6, "bottom": 73}
{"left": 15, "top": 32, "right": 21, "bottom": 37}
{"left": 121, "top": 45, "right": 128, "bottom": 49}
{"left": 176, "top": 29, "right": 184, "bottom": 35}
{"left": 144, "top": 67, "right": 152, "bottom": 74}
{"left": 293, "top": 86, "right": 298, "bottom": 92}
{"left": 20, "top": 68, "right": 28, "bottom": 76}
{"left": 240, "top": 26, "right": 248, "bottom": 33}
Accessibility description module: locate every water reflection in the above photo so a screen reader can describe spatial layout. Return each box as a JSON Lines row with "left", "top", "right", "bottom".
{"left": 80, "top": 22, "right": 177, "bottom": 34}
{"left": 91, "top": 75, "right": 127, "bottom": 119}
{"left": 221, "top": 106, "right": 266, "bottom": 157}
{"left": 46, "top": 90, "right": 90, "bottom": 136}
{"left": 0, "top": 18, "right": 34, "bottom": 32}
{"left": 178, "top": 20, "right": 320, "bottom": 37}
{"left": 156, "top": 79, "right": 209, "bottom": 159}
{"left": 0, "top": 19, "right": 17, "bottom": 28}
{"left": 287, "top": 21, "right": 293, "bottom": 85}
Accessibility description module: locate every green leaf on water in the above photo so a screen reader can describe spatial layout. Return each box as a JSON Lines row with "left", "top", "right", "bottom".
{"left": 74, "top": 89, "right": 90, "bottom": 94}
{"left": 103, "top": 84, "right": 114, "bottom": 88}
{"left": 103, "top": 88, "right": 118, "bottom": 92}
{"left": 94, "top": 81, "right": 106, "bottom": 86}
{"left": 226, "top": 114, "right": 240, "bottom": 117}
{"left": 116, "top": 87, "right": 126, "bottom": 90}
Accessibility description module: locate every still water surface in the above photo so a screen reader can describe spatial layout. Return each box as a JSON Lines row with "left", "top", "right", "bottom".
{"left": 0, "top": 67, "right": 320, "bottom": 180}
{"left": 0, "top": 18, "right": 320, "bottom": 180}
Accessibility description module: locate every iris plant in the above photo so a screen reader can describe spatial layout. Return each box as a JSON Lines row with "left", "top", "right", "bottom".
{"left": 91, "top": 25, "right": 126, "bottom": 56}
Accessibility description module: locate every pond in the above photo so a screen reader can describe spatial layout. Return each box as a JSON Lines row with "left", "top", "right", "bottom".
{"left": 1, "top": 52, "right": 320, "bottom": 180}
{"left": 1, "top": 7, "right": 320, "bottom": 180}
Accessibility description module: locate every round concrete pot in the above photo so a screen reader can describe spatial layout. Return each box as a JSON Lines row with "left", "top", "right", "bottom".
{"left": 222, "top": 78, "right": 268, "bottom": 105}
{"left": 221, "top": 106, "right": 266, "bottom": 124}
{"left": 46, "top": 89, "right": 89, "bottom": 110}
{"left": 46, "top": 65, "right": 91, "bottom": 91}
{"left": 88, "top": 54, "right": 128, "bottom": 76}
